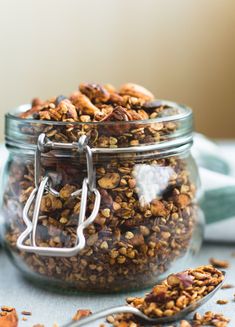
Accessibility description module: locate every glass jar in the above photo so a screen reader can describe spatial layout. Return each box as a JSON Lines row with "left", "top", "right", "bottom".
{"left": 1, "top": 101, "right": 204, "bottom": 292}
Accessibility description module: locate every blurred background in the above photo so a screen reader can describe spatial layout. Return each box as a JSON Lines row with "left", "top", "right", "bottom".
{"left": 0, "top": 0, "right": 234, "bottom": 142}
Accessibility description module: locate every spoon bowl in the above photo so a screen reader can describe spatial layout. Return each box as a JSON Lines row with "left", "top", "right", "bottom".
{"left": 63, "top": 271, "right": 226, "bottom": 326}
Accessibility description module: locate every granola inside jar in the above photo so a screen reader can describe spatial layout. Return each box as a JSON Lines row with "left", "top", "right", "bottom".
{"left": 1, "top": 83, "right": 204, "bottom": 292}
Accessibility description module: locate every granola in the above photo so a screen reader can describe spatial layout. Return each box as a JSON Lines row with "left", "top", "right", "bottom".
{"left": 108, "top": 266, "right": 225, "bottom": 326}
{"left": 193, "top": 311, "right": 230, "bottom": 327}
{"left": 209, "top": 258, "right": 230, "bottom": 269}
{"left": 3, "top": 82, "right": 201, "bottom": 292}
{"left": 0, "top": 306, "right": 18, "bottom": 327}
{"left": 72, "top": 309, "right": 92, "bottom": 321}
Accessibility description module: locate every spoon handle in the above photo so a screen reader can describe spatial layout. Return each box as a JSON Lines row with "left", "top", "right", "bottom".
{"left": 62, "top": 305, "right": 143, "bottom": 327}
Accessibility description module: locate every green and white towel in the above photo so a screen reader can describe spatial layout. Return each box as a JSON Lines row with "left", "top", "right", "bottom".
{"left": 192, "top": 134, "right": 235, "bottom": 242}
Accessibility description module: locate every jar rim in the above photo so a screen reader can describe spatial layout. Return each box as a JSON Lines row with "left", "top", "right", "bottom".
{"left": 5, "top": 100, "right": 193, "bottom": 154}
{"left": 6, "top": 100, "right": 192, "bottom": 126}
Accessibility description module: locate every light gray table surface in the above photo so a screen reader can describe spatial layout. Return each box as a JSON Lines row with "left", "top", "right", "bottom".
{"left": 0, "top": 243, "right": 235, "bottom": 326}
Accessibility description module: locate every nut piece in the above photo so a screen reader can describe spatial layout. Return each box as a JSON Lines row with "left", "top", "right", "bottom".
{"left": 119, "top": 83, "right": 154, "bottom": 101}
{"left": 71, "top": 92, "right": 101, "bottom": 116}
{"left": 72, "top": 309, "right": 92, "bottom": 321}
{"left": 175, "top": 194, "right": 190, "bottom": 209}
{"left": 209, "top": 258, "right": 230, "bottom": 268}
{"left": 79, "top": 83, "right": 110, "bottom": 103}
{"left": 180, "top": 320, "right": 192, "bottom": 327}
{"left": 40, "top": 194, "right": 62, "bottom": 212}
{"left": 98, "top": 173, "right": 120, "bottom": 189}
{"left": 59, "top": 184, "right": 76, "bottom": 200}
{"left": 58, "top": 99, "right": 78, "bottom": 121}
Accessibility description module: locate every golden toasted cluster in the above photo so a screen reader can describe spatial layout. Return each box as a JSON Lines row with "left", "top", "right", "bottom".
{"left": 108, "top": 266, "right": 227, "bottom": 327}
{"left": 20, "top": 82, "right": 159, "bottom": 122}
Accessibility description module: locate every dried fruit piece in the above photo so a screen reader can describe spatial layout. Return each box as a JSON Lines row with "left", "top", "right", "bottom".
{"left": 143, "top": 100, "right": 164, "bottom": 110}
{"left": 21, "top": 310, "right": 32, "bottom": 315}
{"left": 167, "top": 272, "right": 194, "bottom": 288}
{"left": 119, "top": 83, "right": 154, "bottom": 101}
{"left": 98, "top": 173, "right": 120, "bottom": 189}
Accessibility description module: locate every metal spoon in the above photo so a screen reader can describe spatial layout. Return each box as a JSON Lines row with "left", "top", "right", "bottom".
{"left": 63, "top": 271, "right": 226, "bottom": 327}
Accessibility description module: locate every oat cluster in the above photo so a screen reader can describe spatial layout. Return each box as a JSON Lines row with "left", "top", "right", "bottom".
{"left": 3, "top": 82, "right": 197, "bottom": 292}
{"left": 107, "top": 266, "right": 227, "bottom": 327}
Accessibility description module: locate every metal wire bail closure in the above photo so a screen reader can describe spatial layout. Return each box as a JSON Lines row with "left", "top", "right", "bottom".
{"left": 16, "top": 134, "right": 101, "bottom": 257}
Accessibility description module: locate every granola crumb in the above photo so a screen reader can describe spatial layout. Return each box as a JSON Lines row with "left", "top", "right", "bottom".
{"left": 1, "top": 306, "right": 14, "bottom": 312}
{"left": 180, "top": 320, "right": 192, "bottom": 327}
{"left": 0, "top": 306, "right": 18, "bottom": 327}
{"left": 21, "top": 310, "right": 32, "bottom": 315}
{"left": 72, "top": 309, "right": 92, "bottom": 321}
{"left": 216, "top": 299, "right": 228, "bottom": 305}
{"left": 209, "top": 258, "right": 230, "bottom": 268}
{"left": 221, "top": 283, "right": 234, "bottom": 289}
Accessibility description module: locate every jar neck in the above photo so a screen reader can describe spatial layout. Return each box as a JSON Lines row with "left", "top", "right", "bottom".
{"left": 5, "top": 101, "right": 193, "bottom": 157}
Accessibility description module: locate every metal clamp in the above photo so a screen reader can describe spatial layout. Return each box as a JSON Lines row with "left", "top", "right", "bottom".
{"left": 17, "top": 134, "right": 101, "bottom": 257}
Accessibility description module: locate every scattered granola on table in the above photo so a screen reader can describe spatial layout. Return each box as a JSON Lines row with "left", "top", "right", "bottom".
{"left": 193, "top": 311, "right": 230, "bottom": 327}
{"left": 3, "top": 82, "right": 203, "bottom": 292}
{"left": 209, "top": 258, "right": 230, "bottom": 269}
{"left": 0, "top": 306, "right": 18, "bottom": 327}
{"left": 108, "top": 265, "right": 224, "bottom": 326}
{"left": 216, "top": 299, "right": 228, "bottom": 305}
{"left": 221, "top": 283, "right": 234, "bottom": 289}
{"left": 21, "top": 310, "right": 32, "bottom": 316}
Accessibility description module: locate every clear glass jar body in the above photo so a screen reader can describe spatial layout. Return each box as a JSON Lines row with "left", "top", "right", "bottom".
{"left": 1, "top": 103, "right": 204, "bottom": 292}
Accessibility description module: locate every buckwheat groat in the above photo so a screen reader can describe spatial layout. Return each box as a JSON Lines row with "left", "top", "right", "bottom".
{"left": 3, "top": 82, "right": 202, "bottom": 292}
